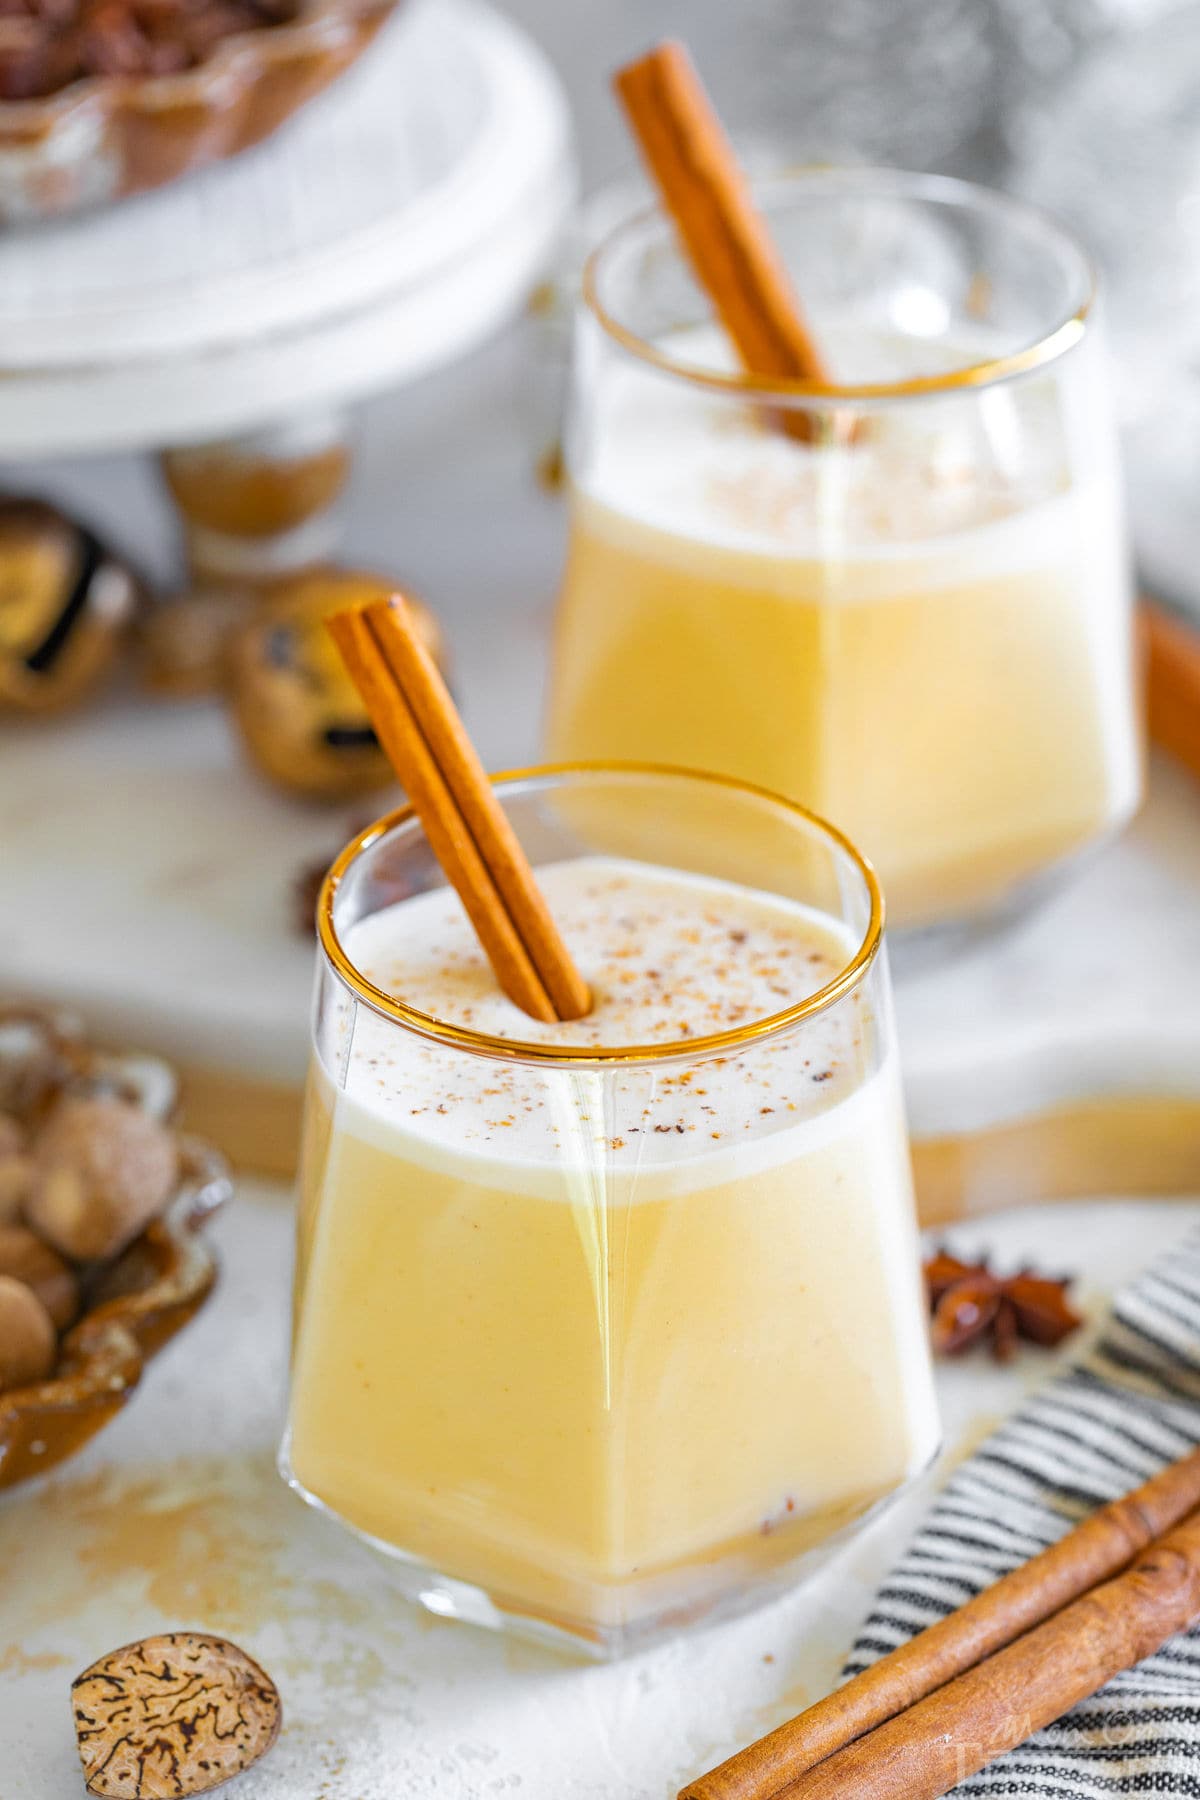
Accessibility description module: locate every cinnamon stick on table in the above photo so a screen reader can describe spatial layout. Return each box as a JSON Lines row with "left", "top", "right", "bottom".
{"left": 777, "top": 1508, "right": 1200, "bottom": 1800}
{"left": 613, "top": 42, "right": 838, "bottom": 443}
{"left": 682, "top": 1445, "right": 1200, "bottom": 1800}
{"left": 326, "top": 596, "right": 591, "bottom": 1024}
{"left": 1142, "top": 598, "right": 1200, "bottom": 785}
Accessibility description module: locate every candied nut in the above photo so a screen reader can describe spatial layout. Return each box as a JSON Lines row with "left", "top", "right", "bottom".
{"left": 0, "top": 0, "right": 306, "bottom": 97}
{"left": 143, "top": 35, "right": 186, "bottom": 70}
{"left": 0, "top": 16, "right": 49, "bottom": 99}
{"left": 26, "top": 1096, "right": 178, "bottom": 1262}
{"left": 179, "top": 0, "right": 255, "bottom": 53}
{"left": 79, "top": 4, "right": 151, "bottom": 75}
{"left": 73, "top": 1632, "right": 281, "bottom": 1797}
{"left": 0, "top": 1224, "right": 79, "bottom": 1329}
{"left": 0, "top": 1274, "right": 56, "bottom": 1393}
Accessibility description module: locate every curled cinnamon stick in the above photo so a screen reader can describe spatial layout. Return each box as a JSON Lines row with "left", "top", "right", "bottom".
{"left": 613, "top": 42, "right": 837, "bottom": 443}
{"left": 327, "top": 596, "right": 591, "bottom": 1024}
{"left": 682, "top": 1445, "right": 1200, "bottom": 1800}
{"left": 1142, "top": 598, "right": 1200, "bottom": 785}
{"left": 776, "top": 1507, "right": 1200, "bottom": 1800}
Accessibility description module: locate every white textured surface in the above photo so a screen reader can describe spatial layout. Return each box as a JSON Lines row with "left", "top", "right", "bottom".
{"left": 896, "top": 758, "right": 1200, "bottom": 1134}
{"left": 1, "top": 1184, "right": 1196, "bottom": 1795}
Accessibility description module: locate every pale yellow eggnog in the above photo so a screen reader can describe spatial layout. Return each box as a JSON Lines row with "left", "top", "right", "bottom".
{"left": 285, "top": 854, "right": 939, "bottom": 1651}
{"left": 547, "top": 324, "right": 1141, "bottom": 929}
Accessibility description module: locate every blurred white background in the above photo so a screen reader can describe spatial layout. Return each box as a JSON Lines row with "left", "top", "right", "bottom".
{"left": 5, "top": 0, "right": 1200, "bottom": 630}
{"left": 499, "top": 0, "right": 1178, "bottom": 184}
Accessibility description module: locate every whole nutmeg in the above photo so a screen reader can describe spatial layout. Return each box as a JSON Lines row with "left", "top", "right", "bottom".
{"left": 0, "top": 1013, "right": 67, "bottom": 1119}
{"left": 0, "top": 1225, "right": 79, "bottom": 1329}
{"left": 0, "top": 1113, "right": 31, "bottom": 1223}
{"left": 26, "top": 1096, "right": 178, "bottom": 1262}
{"left": 0, "top": 1274, "right": 57, "bottom": 1393}
{"left": 0, "top": 1153, "right": 33, "bottom": 1225}
{"left": 74, "top": 1632, "right": 281, "bottom": 1798}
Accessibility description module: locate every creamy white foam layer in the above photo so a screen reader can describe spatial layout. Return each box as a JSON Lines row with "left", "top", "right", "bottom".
{"left": 330, "top": 857, "right": 886, "bottom": 1189}
{"left": 580, "top": 321, "right": 1094, "bottom": 570}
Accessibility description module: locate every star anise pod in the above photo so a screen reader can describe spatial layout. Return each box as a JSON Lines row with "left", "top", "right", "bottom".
{"left": 923, "top": 1250, "right": 1083, "bottom": 1363}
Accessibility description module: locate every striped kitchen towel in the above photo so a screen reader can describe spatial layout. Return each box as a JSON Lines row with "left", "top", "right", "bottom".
{"left": 845, "top": 1228, "right": 1200, "bottom": 1796}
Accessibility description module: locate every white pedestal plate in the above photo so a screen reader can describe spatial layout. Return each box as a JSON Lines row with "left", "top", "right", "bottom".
{"left": 0, "top": 0, "right": 574, "bottom": 457}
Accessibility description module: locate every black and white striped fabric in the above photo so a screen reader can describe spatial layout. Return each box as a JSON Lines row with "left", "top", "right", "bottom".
{"left": 844, "top": 1231, "right": 1200, "bottom": 1796}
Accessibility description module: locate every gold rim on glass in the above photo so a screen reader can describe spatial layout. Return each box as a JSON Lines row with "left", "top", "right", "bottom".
{"left": 317, "top": 761, "right": 884, "bottom": 1066}
{"left": 582, "top": 166, "right": 1095, "bottom": 403}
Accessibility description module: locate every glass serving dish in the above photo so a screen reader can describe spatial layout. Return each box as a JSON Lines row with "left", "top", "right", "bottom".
{"left": 0, "top": 1010, "right": 231, "bottom": 1489}
{"left": 0, "top": 0, "right": 402, "bottom": 224}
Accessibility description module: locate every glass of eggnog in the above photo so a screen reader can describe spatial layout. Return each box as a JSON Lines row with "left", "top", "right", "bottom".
{"left": 282, "top": 764, "right": 939, "bottom": 1657}
{"left": 545, "top": 169, "right": 1142, "bottom": 936}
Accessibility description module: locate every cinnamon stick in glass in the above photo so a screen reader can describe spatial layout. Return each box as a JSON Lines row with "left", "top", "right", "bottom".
{"left": 326, "top": 596, "right": 591, "bottom": 1024}
{"left": 613, "top": 41, "right": 837, "bottom": 443}
{"left": 775, "top": 1507, "right": 1200, "bottom": 1800}
{"left": 682, "top": 1445, "right": 1200, "bottom": 1800}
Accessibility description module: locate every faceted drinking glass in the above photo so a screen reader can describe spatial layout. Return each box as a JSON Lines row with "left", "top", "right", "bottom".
{"left": 282, "top": 764, "right": 939, "bottom": 1657}
{"left": 545, "top": 169, "right": 1142, "bottom": 937}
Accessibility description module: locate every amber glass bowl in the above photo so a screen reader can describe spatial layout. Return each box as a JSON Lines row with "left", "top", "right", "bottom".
{"left": 0, "top": 1140, "right": 229, "bottom": 1489}
{"left": 0, "top": 1016, "right": 231, "bottom": 1492}
{"left": 0, "top": 0, "right": 402, "bottom": 224}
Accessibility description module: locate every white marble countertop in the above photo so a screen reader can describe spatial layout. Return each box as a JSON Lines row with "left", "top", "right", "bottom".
{"left": 4, "top": 685, "right": 1198, "bottom": 1146}
{"left": 2, "top": 1183, "right": 1197, "bottom": 1796}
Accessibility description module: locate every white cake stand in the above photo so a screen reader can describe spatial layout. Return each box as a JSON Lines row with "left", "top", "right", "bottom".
{"left": 0, "top": 0, "right": 573, "bottom": 457}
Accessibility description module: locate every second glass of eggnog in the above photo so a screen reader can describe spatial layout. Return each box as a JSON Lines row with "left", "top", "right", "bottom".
{"left": 282, "top": 765, "right": 939, "bottom": 1657}
{"left": 546, "top": 169, "right": 1142, "bottom": 934}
